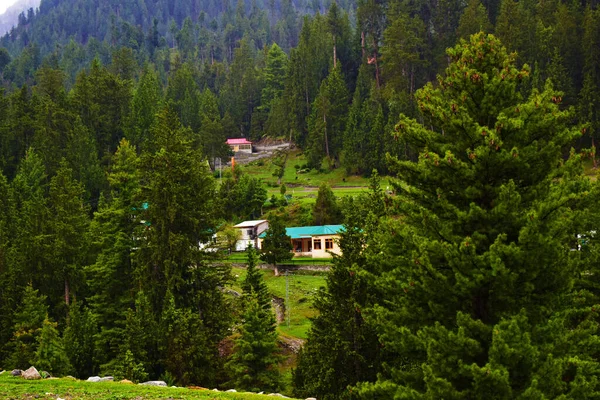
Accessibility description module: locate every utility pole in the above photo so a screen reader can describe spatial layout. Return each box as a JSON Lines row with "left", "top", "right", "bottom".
{"left": 285, "top": 270, "right": 290, "bottom": 328}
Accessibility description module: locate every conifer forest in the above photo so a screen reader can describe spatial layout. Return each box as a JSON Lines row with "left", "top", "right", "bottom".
{"left": 2, "top": 0, "right": 600, "bottom": 397}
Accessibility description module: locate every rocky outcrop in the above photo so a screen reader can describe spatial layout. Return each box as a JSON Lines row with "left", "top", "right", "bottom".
{"left": 139, "top": 380, "right": 167, "bottom": 386}
{"left": 22, "top": 366, "right": 41, "bottom": 380}
{"left": 10, "top": 369, "right": 21, "bottom": 376}
{"left": 87, "top": 376, "right": 113, "bottom": 382}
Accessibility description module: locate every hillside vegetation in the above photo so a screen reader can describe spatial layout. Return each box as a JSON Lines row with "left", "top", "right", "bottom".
{"left": 1, "top": 0, "right": 600, "bottom": 395}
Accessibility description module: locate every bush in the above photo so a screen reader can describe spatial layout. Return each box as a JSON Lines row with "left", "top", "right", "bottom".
{"left": 112, "top": 350, "right": 149, "bottom": 383}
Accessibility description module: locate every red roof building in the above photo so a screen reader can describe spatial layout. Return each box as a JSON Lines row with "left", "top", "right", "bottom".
{"left": 226, "top": 138, "right": 252, "bottom": 153}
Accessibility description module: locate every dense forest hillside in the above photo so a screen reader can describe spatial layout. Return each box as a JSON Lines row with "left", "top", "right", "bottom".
{"left": 2, "top": 0, "right": 600, "bottom": 396}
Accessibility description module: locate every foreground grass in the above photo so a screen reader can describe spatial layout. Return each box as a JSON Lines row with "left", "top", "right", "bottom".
{"left": 0, "top": 374, "right": 298, "bottom": 400}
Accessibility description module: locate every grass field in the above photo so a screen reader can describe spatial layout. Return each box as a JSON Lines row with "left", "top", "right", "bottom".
{"left": 0, "top": 374, "right": 298, "bottom": 400}
{"left": 230, "top": 267, "right": 327, "bottom": 340}
{"left": 230, "top": 150, "right": 390, "bottom": 206}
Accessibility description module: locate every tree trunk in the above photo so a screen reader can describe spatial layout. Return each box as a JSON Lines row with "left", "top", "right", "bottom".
{"left": 64, "top": 278, "right": 70, "bottom": 306}
{"left": 593, "top": 137, "right": 598, "bottom": 168}
{"left": 361, "top": 31, "right": 365, "bottom": 59}
{"left": 324, "top": 113, "right": 330, "bottom": 159}
{"left": 333, "top": 37, "right": 337, "bottom": 69}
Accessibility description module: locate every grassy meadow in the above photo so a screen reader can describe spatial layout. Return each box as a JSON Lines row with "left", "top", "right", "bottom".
{"left": 0, "top": 373, "right": 298, "bottom": 400}
{"left": 229, "top": 267, "right": 327, "bottom": 340}
{"left": 229, "top": 149, "right": 391, "bottom": 206}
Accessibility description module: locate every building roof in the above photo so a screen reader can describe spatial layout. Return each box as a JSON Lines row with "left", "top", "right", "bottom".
{"left": 234, "top": 220, "right": 268, "bottom": 228}
{"left": 259, "top": 225, "right": 344, "bottom": 239}
{"left": 226, "top": 138, "right": 252, "bottom": 145}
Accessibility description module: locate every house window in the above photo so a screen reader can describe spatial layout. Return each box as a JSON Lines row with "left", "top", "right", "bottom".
{"left": 325, "top": 238, "right": 333, "bottom": 249}
{"left": 314, "top": 239, "right": 322, "bottom": 250}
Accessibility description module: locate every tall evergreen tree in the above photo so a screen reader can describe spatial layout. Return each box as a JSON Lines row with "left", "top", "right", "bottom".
{"left": 294, "top": 182, "right": 385, "bottom": 400}
{"left": 137, "top": 106, "right": 231, "bottom": 384}
{"left": 86, "top": 139, "right": 140, "bottom": 368}
{"left": 47, "top": 159, "right": 89, "bottom": 318}
{"left": 226, "top": 293, "right": 281, "bottom": 392}
{"left": 306, "top": 66, "right": 349, "bottom": 168}
{"left": 241, "top": 244, "right": 271, "bottom": 310}
{"left": 313, "top": 183, "right": 342, "bottom": 225}
{"left": 358, "top": 33, "right": 600, "bottom": 398}
{"left": 260, "top": 215, "right": 292, "bottom": 274}
{"left": 34, "top": 317, "right": 73, "bottom": 376}
{"left": 5, "top": 285, "right": 47, "bottom": 369}
{"left": 227, "top": 245, "right": 280, "bottom": 392}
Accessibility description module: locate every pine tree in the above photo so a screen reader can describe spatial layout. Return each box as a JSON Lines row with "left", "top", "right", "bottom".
{"left": 34, "top": 317, "right": 73, "bottom": 376}
{"left": 456, "top": 0, "right": 492, "bottom": 40}
{"left": 312, "top": 183, "right": 342, "bottom": 225}
{"left": 126, "top": 65, "right": 163, "bottom": 151}
{"left": 242, "top": 244, "right": 270, "bottom": 310}
{"left": 0, "top": 171, "right": 17, "bottom": 363}
{"left": 358, "top": 33, "right": 600, "bottom": 398}
{"left": 137, "top": 106, "right": 231, "bottom": 383}
{"left": 226, "top": 292, "right": 281, "bottom": 392}
{"left": 48, "top": 159, "right": 89, "bottom": 317}
{"left": 260, "top": 215, "right": 292, "bottom": 273}
{"left": 63, "top": 302, "right": 98, "bottom": 378}
{"left": 260, "top": 43, "right": 288, "bottom": 114}
{"left": 6, "top": 285, "right": 47, "bottom": 369}
{"left": 294, "top": 185, "right": 384, "bottom": 400}
{"left": 86, "top": 139, "right": 139, "bottom": 367}
{"left": 306, "top": 66, "right": 349, "bottom": 168}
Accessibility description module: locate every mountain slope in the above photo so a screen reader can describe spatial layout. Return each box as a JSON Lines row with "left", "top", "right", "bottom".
{"left": 0, "top": 0, "right": 39, "bottom": 35}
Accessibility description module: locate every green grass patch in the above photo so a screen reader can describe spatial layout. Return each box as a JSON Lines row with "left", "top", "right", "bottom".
{"left": 236, "top": 149, "right": 390, "bottom": 189}
{"left": 230, "top": 267, "right": 327, "bottom": 341}
{"left": 0, "top": 374, "right": 298, "bottom": 399}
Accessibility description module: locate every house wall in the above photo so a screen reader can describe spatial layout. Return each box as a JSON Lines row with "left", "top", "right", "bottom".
{"left": 235, "top": 221, "right": 269, "bottom": 251}
{"left": 258, "top": 234, "right": 341, "bottom": 258}
{"left": 229, "top": 144, "right": 252, "bottom": 154}
{"left": 311, "top": 235, "right": 341, "bottom": 258}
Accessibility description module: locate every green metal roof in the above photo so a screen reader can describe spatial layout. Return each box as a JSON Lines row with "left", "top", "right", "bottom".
{"left": 259, "top": 225, "right": 344, "bottom": 239}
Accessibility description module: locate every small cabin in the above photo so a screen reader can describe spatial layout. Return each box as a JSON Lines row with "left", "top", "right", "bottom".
{"left": 234, "top": 220, "right": 269, "bottom": 251}
{"left": 227, "top": 138, "right": 253, "bottom": 154}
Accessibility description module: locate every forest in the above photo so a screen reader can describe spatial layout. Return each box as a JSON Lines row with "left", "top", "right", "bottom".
{"left": 2, "top": 0, "right": 600, "bottom": 397}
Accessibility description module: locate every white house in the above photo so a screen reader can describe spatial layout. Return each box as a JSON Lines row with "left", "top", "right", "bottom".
{"left": 234, "top": 220, "right": 269, "bottom": 251}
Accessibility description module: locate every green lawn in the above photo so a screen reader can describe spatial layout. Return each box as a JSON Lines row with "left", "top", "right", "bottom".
{"left": 0, "top": 374, "right": 298, "bottom": 399}
{"left": 236, "top": 149, "right": 389, "bottom": 189}
{"left": 230, "top": 267, "right": 327, "bottom": 340}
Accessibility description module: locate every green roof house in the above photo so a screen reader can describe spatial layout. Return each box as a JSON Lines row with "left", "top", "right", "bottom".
{"left": 259, "top": 224, "right": 344, "bottom": 258}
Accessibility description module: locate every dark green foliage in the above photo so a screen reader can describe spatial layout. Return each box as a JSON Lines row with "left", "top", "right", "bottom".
{"left": 112, "top": 349, "right": 149, "bottom": 383}
{"left": 306, "top": 66, "right": 349, "bottom": 168}
{"left": 294, "top": 192, "right": 382, "bottom": 400}
{"left": 359, "top": 33, "right": 600, "bottom": 398}
{"left": 312, "top": 183, "right": 342, "bottom": 225}
{"left": 34, "top": 317, "right": 73, "bottom": 376}
{"left": 63, "top": 303, "right": 98, "bottom": 378}
{"left": 242, "top": 244, "right": 271, "bottom": 310}
{"left": 161, "top": 294, "right": 217, "bottom": 386}
{"left": 47, "top": 159, "right": 89, "bottom": 318}
{"left": 260, "top": 215, "right": 292, "bottom": 266}
{"left": 86, "top": 139, "right": 139, "bottom": 368}
{"left": 136, "top": 105, "right": 232, "bottom": 385}
{"left": 6, "top": 285, "right": 47, "bottom": 369}
{"left": 226, "top": 293, "right": 281, "bottom": 392}
{"left": 219, "top": 171, "right": 267, "bottom": 221}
